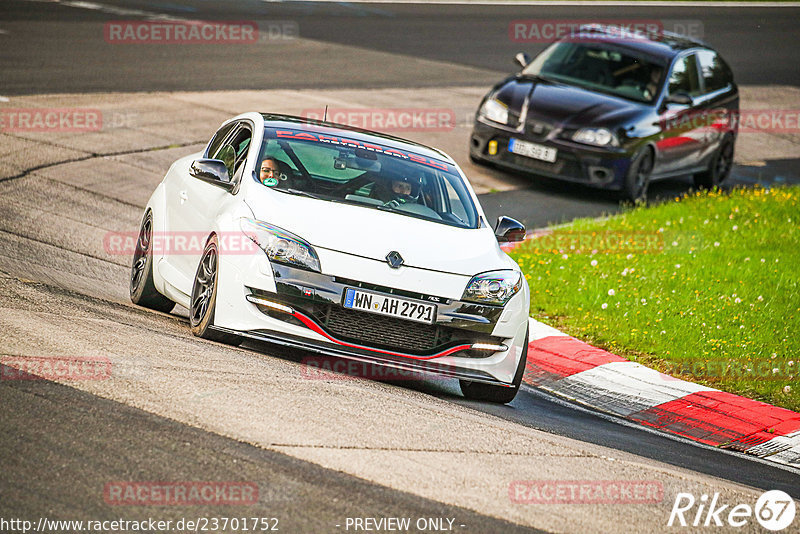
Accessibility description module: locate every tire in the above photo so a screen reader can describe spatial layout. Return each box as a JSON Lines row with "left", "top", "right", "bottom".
{"left": 621, "top": 147, "right": 654, "bottom": 203}
{"left": 189, "top": 237, "right": 243, "bottom": 346}
{"left": 460, "top": 328, "right": 529, "bottom": 404}
{"left": 130, "top": 211, "right": 175, "bottom": 313}
{"left": 694, "top": 136, "right": 734, "bottom": 189}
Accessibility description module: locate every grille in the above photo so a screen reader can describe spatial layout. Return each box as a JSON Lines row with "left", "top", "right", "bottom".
{"left": 310, "top": 303, "right": 492, "bottom": 355}
{"left": 524, "top": 119, "right": 553, "bottom": 140}
{"left": 506, "top": 151, "right": 585, "bottom": 181}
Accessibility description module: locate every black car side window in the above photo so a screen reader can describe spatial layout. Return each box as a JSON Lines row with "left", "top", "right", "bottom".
{"left": 229, "top": 125, "right": 253, "bottom": 174}
{"left": 697, "top": 50, "right": 731, "bottom": 93}
{"left": 210, "top": 123, "right": 252, "bottom": 179}
{"left": 668, "top": 54, "right": 701, "bottom": 97}
{"left": 206, "top": 123, "right": 237, "bottom": 159}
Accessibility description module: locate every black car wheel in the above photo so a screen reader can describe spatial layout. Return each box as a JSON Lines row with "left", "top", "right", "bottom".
{"left": 622, "top": 147, "right": 654, "bottom": 203}
{"left": 130, "top": 211, "right": 175, "bottom": 313}
{"left": 460, "top": 328, "right": 528, "bottom": 404}
{"left": 694, "top": 136, "right": 734, "bottom": 189}
{"left": 190, "top": 237, "right": 242, "bottom": 345}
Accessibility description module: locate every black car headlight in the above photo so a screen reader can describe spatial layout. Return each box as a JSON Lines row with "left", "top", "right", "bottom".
{"left": 462, "top": 270, "right": 523, "bottom": 306}
{"left": 478, "top": 98, "right": 509, "bottom": 125}
{"left": 239, "top": 217, "right": 321, "bottom": 273}
{"left": 572, "top": 127, "right": 619, "bottom": 147}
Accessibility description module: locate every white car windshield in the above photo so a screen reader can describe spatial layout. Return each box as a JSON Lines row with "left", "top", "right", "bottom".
{"left": 257, "top": 128, "right": 479, "bottom": 229}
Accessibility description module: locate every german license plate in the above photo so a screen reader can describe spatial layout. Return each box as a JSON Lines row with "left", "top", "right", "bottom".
{"left": 508, "top": 138, "right": 557, "bottom": 163}
{"left": 343, "top": 288, "right": 436, "bottom": 324}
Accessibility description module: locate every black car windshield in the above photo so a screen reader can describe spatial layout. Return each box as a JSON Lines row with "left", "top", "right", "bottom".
{"left": 256, "top": 129, "right": 479, "bottom": 229}
{"left": 522, "top": 41, "right": 666, "bottom": 103}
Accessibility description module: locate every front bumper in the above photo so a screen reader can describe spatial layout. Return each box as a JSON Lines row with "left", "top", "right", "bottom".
{"left": 470, "top": 120, "right": 634, "bottom": 190}
{"left": 213, "top": 252, "right": 530, "bottom": 385}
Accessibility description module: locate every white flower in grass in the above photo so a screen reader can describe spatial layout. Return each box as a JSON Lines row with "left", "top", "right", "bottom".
{"left": 608, "top": 289, "right": 616, "bottom": 296}
{"left": 784, "top": 386, "right": 792, "bottom": 394}
{"left": 601, "top": 303, "right": 608, "bottom": 310}
{"left": 591, "top": 259, "right": 598, "bottom": 267}
{"left": 714, "top": 242, "right": 720, "bottom": 247}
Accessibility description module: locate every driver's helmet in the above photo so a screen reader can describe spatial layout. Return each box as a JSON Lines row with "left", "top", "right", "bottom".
{"left": 388, "top": 175, "right": 421, "bottom": 203}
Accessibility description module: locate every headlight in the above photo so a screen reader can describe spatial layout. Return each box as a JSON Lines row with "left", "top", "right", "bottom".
{"left": 239, "top": 218, "right": 321, "bottom": 272}
{"left": 479, "top": 98, "right": 509, "bottom": 125}
{"left": 572, "top": 127, "right": 619, "bottom": 147}
{"left": 462, "top": 270, "right": 523, "bottom": 306}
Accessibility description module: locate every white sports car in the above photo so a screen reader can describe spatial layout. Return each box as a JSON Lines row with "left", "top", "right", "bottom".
{"left": 130, "top": 113, "right": 530, "bottom": 403}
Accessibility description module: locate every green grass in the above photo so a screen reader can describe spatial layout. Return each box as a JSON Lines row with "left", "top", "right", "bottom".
{"left": 511, "top": 186, "right": 799, "bottom": 412}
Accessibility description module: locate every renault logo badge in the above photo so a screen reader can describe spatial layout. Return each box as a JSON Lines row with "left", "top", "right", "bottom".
{"left": 386, "top": 251, "right": 404, "bottom": 269}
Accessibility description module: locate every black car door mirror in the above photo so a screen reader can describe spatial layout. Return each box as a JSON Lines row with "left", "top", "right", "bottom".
{"left": 514, "top": 52, "right": 531, "bottom": 70}
{"left": 190, "top": 159, "right": 234, "bottom": 191}
{"left": 665, "top": 92, "right": 693, "bottom": 106}
{"left": 495, "top": 216, "right": 526, "bottom": 243}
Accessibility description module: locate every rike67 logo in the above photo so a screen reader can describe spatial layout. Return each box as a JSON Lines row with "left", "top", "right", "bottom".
{"left": 668, "top": 490, "right": 796, "bottom": 531}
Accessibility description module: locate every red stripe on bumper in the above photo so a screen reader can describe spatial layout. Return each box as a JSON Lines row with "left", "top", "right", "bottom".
{"left": 291, "top": 310, "right": 473, "bottom": 361}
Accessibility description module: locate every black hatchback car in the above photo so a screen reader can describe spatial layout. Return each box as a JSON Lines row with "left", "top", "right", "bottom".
{"left": 470, "top": 26, "right": 738, "bottom": 201}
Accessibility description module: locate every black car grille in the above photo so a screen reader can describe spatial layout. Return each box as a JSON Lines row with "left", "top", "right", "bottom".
{"left": 524, "top": 119, "right": 553, "bottom": 140}
{"left": 505, "top": 150, "right": 585, "bottom": 181}
{"left": 304, "top": 303, "right": 495, "bottom": 356}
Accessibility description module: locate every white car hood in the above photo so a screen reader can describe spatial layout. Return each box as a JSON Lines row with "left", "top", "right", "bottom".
{"left": 244, "top": 190, "right": 513, "bottom": 276}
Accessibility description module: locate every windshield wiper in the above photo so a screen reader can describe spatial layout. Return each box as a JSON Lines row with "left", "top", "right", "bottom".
{"left": 518, "top": 72, "right": 558, "bottom": 83}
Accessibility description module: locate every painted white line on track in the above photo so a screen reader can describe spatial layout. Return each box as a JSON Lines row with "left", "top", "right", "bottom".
{"left": 748, "top": 431, "right": 800, "bottom": 467}
{"left": 528, "top": 317, "right": 567, "bottom": 341}
{"left": 0, "top": 96, "right": 9, "bottom": 102}
{"left": 554, "top": 360, "right": 716, "bottom": 416}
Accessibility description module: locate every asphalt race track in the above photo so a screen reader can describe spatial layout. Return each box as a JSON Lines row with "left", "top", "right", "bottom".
{"left": 1, "top": 1, "right": 799, "bottom": 533}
